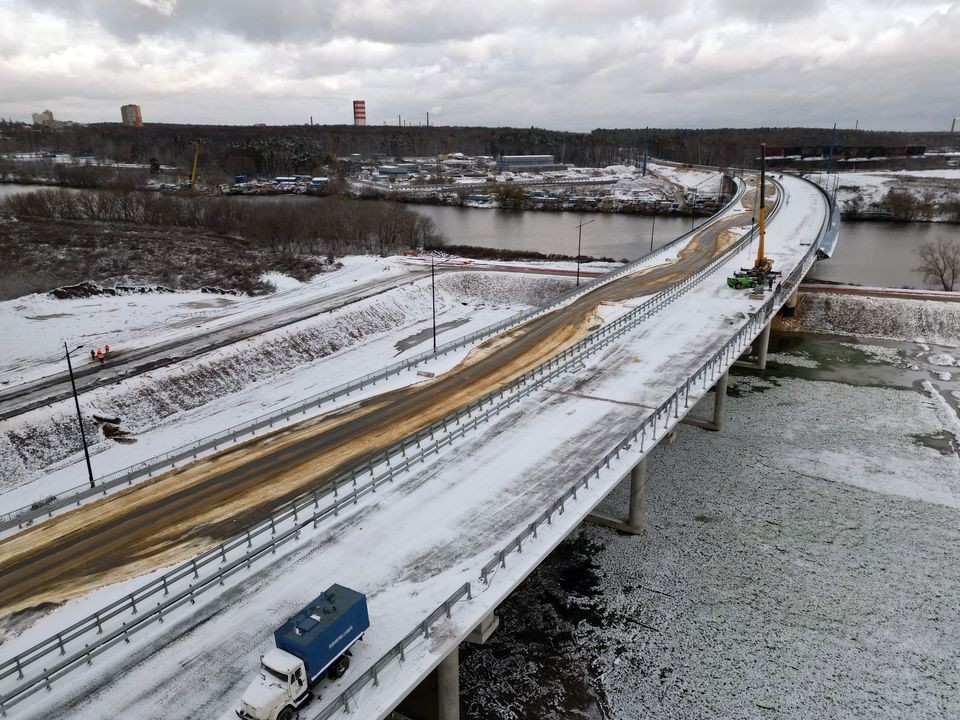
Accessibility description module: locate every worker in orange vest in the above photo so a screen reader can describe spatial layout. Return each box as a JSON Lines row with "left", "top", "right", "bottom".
{"left": 96, "top": 348, "right": 105, "bottom": 366}
{"left": 104, "top": 343, "right": 110, "bottom": 354}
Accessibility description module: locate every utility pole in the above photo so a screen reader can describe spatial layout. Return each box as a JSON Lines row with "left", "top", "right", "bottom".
{"left": 642, "top": 127, "right": 649, "bottom": 176}
{"left": 64, "top": 342, "right": 95, "bottom": 489}
{"left": 649, "top": 213, "right": 656, "bottom": 253}
{"left": 575, "top": 218, "right": 594, "bottom": 286}
{"left": 431, "top": 257, "right": 437, "bottom": 352}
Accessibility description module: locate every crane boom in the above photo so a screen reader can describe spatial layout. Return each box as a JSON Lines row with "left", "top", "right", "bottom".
{"left": 189, "top": 142, "right": 200, "bottom": 190}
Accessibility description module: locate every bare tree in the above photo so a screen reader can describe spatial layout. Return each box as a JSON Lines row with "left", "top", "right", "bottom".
{"left": 914, "top": 237, "right": 960, "bottom": 291}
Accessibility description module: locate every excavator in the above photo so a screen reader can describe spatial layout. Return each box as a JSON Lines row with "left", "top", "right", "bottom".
{"left": 727, "top": 142, "right": 780, "bottom": 290}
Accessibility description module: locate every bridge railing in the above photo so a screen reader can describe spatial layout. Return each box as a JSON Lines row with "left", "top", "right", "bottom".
{"left": 309, "top": 582, "right": 473, "bottom": 720}
{"left": 0, "top": 183, "right": 759, "bottom": 714}
{"left": 306, "top": 178, "right": 830, "bottom": 720}
{"left": 479, "top": 176, "right": 832, "bottom": 589}
{"left": 1, "top": 182, "right": 746, "bottom": 532}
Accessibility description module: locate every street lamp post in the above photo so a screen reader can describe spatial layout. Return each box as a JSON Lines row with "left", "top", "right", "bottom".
{"left": 431, "top": 257, "right": 437, "bottom": 352}
{"left": 64, "top": 342, "right": 95, "bottom": 489}
{"left": 575, "top": 218, "right": 594, "bottom": 287}
{"left": 649, "top": 212, "right": 657, "bottom": 253}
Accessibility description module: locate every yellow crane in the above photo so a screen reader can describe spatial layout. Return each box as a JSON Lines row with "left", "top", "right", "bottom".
{"left": 189, "top": 141, "right": 200, "bottom": 191}
{"left": 753, "top": 142, "right": 773, "bottom": 273}
{"left": 727, "top": 142, "right": 780, "bottom": 289}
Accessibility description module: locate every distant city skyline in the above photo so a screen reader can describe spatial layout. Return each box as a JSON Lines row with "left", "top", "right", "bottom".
{"left": 1, "top": 0, "right": 958, "bottom": 132}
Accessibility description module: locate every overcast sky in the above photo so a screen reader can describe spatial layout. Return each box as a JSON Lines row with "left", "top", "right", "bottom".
{"left": 1, "top": 0, "right": 957, "bottom": 131}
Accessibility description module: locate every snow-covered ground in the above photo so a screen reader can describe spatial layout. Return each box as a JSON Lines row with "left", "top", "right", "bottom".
{"left": 810, "top": 168, "right": 960, "bottom": 221}
{"left": 0, "top": 271, "right": 576, "bottom": 510}
{"left": 357, "top": 161, "right": 722, "bottom": 209}
{"left": 0, "top": 176, "right": 827, "bottom": 720}
{"left": 776, "top": 291, "right": 960, "bottom": 346}
{"left": 0, "top": 256, "right": 417, "bottom": 387}
{"left": 463, "top": 334, "right": 960, "bottom": 718}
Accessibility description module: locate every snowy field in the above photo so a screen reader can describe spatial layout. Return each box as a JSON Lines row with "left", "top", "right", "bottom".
{"left": 0, "top": 271, "right": 576, "bottom": 510}
{"left": 462, "top": 333, "right": 960, "bottom": 719}
{"left": 810, "top": 168, "right": 960, "bottom": 221}
{"left": 0, "top": 255, "right": 418, "bottom": 387}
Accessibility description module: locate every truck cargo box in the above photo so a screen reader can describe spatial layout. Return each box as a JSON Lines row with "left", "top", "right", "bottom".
{"left": 274, "top": 584, "right": 370, "bottom": 681}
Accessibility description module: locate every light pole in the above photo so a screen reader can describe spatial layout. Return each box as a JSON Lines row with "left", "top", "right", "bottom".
{"left": 431, "top": 257, "right": 437, "bottom": 352}
{"left": 64, "top": 342, "right": 95, "bottom": 489}
{"left": 575, "top": 218, "right": 594, "bottom": 287}
{"left": 649, "top": 212, "right": 657, "bottom": 253}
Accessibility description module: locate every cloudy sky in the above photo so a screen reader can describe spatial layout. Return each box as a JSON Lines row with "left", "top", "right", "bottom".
{"left": 1, "top": 0, "right": 957, "bottom": 131}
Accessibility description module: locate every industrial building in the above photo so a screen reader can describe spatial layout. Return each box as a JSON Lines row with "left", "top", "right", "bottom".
{"left": 353, "top": 100, "right": 367, "bottom": 126}
{"left": 497, "top": 154, "right": 564, "bottom": 171}
{"left": 31, "top": 109, "right": 56, "bottom": 128}
{"left": 121, "top": 104, "right": 143, "bottom": 127}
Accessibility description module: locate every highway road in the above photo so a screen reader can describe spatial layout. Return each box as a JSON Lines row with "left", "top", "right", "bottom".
{"left": 0, "top": 183, "right": 771, "bottom": 618}
{"left": 0, "top": 262, "right": 604, "bottom": 421}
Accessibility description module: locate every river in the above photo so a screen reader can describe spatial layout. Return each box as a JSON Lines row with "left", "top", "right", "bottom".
{"left": 412, "top": 205, "right": 960, "bottom": 289}
{"left": 2, "top": 183, "right": 957, "bottom": 289}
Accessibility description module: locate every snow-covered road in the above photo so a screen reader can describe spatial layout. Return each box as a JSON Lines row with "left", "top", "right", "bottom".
{"left": 4, "top": 175, "right": 830, "bottom": 720}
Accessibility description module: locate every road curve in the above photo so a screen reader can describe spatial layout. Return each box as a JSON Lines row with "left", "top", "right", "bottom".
{"left": 0, "top": 188, "right": 772, "bottom": 616}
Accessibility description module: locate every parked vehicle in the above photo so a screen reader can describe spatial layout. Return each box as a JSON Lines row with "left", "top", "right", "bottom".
{"left": 236, "top": 585, "right": 369, "bottom": 720}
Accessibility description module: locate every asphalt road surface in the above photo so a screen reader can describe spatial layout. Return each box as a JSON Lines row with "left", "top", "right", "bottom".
{"left": 0, "top": 188, "right": 770, "bottom": 617}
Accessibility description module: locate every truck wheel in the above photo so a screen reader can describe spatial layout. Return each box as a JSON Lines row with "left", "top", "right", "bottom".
{"left": 278, "top": 707, "right": 295, "bottom": 720}
{"left": 328, "top": 655, "right": 350, "bottom": 680}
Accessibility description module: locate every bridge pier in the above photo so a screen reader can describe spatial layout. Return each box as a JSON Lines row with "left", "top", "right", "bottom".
{"left": 438, "top": 650, "right": 460, "bottom": 720}
{"left": 782, "top": 289, "right": 799, "bottom": 317}
{"left": 681, "top": 370, "right": 728, "bottom": 432}
{"left": 734, "top": 320, "right": 771, "bottom": 371}
{"left": 395, "top": 647, "right": 461, "bottom": 720}
{"left": 466, "top": 611, "right": 500, "bottom": 645}
{"left": 586, "top": 457, "right": 646, "bottom": 534}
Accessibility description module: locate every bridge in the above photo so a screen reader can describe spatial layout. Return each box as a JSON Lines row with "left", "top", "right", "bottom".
{"left": 0, "top": 172, "right": 835, "bottom": 719}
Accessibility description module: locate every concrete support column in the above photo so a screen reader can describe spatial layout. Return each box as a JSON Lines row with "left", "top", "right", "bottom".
{"left": 712, "top": 370, "right": 728, "bottom": 432}
{"left": 734, "top": 320, "right": 771, "bottom": 371}
{"left": 755, "top": 321, "right": 771, "bottom": 371}
{"left": 782, "top": 289, "right": 799, "bottom": 317}
{"left": 586, "top": 457, "right": 646, "bottom": 535}
{"left": 681, "top": 370, "right": 728, "bottom": 432}
{"left": 626, "top": 458, "right": 646, "bottom": 530}
{"left": 438, "top": 649, "right": 460, "bottom": 720}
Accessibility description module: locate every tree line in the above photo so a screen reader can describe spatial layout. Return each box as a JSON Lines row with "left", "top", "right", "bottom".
{"left": 4, "top": 119, "right": 957, "bottom": 181}
{"left": 3, "top": 189, "right": 444, "bottom": 257}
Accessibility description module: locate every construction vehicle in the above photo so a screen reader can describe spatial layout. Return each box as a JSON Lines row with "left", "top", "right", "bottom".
{"left": 236, "top": 585, "right": 369, "bottom": 720}
{"left": 727, "top": 142, "right": 781, "bottom": 290}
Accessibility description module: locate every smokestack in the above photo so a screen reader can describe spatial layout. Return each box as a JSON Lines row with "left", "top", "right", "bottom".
{"left": 426, "top": 111, "right": 430, "bottom": 127}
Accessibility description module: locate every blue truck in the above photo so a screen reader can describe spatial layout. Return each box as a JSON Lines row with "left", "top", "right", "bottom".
{"left": 236, "top": 585, "right": 369, "bottom": 720}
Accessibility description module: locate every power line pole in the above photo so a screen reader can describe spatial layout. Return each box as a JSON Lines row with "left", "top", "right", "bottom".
{"left": 65, "top": 342, "right": 95, "bottom": 489}
{"left": 649, "top": 212, "right": 656, "bottom": 253}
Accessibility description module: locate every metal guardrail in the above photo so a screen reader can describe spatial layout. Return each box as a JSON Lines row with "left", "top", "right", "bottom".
{"left": 479, "top": 177, "right": 832, "bottom": 588}
{"left": 0, "top": 181, "right": 758, "bottom": 715}
{"left": 1, "top": 182, "right": 747, "bottom": 532}
{"left": 306, "top": 177, "right": 829, "bottom": 720}
{"left": 308, "top": 582, "right": 473, "bottom": 720}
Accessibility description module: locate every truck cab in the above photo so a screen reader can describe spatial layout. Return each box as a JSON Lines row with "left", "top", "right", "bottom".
{"left": 236, "top": 648, "right": 309, "bottom": 720}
